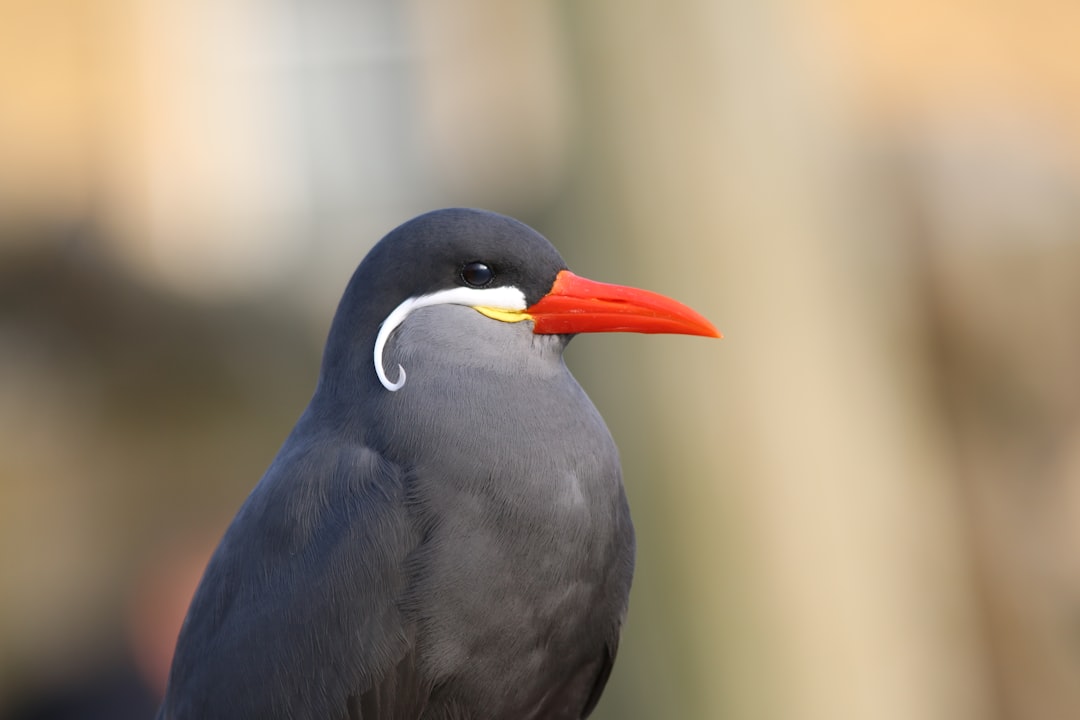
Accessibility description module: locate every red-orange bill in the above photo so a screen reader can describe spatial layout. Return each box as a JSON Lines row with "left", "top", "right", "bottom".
{"left": 526, "top": 270, "right": 722, "bottom": 338}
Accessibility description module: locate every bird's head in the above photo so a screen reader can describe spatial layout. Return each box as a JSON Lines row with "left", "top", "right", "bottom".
{"left": 318, "top": 208, "right": 720, "bottom": 399}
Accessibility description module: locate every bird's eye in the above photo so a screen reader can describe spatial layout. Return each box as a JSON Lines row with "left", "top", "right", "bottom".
{"left": 461, "top": 262, "right": 494, "bottom": 287}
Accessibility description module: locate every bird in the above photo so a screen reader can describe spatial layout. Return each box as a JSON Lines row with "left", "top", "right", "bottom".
{"left": 157, "top": 208, "right": 720, "bottom": 720}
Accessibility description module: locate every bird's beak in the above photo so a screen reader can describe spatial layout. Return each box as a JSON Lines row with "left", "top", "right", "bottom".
{"left": 525, "top": 270, "right": 722, "bottom": 337}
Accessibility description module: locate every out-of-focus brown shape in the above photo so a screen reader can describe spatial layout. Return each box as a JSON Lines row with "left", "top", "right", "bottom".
{"left": 127, "top": 532, "right": 219, "bottom": 699}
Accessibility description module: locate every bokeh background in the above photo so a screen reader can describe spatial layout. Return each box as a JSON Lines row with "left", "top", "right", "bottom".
{"left": 3, "top": 1, "right": 1080, "bottom": 718}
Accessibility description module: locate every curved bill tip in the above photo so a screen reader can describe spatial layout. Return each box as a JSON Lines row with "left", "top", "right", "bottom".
{"left": 526, "top": 270, "right": 722, "bottom": 338}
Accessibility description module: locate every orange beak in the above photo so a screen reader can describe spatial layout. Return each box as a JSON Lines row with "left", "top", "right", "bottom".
{"left": 526, "top": 270, "right": 721, "bottom": 338}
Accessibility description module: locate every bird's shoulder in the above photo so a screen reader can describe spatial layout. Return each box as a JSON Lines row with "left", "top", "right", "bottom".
{"left": 161, "top": 431, "right": 424, "bottom": 720}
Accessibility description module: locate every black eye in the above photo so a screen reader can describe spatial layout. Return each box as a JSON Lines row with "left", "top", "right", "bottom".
{"left": 461, "top": 262, "right": 494, "bottom": 287}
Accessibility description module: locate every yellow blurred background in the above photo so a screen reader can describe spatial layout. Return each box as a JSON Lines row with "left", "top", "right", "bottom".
{"left": 3, "top": 1, "right": 1080, "bottom": 718}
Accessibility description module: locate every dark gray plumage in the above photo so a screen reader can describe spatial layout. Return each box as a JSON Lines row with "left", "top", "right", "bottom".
{"left": 158, "top": 208, "right": 716, "bottom": 720}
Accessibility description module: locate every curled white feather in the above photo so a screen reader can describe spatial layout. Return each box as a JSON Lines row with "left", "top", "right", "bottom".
{"left": 373, "top": 286, "right": 527, "bottom": 392}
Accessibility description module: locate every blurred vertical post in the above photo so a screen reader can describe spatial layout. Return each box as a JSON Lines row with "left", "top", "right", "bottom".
{"left": 564, "top": 1, "right": 992, "bottom": 718}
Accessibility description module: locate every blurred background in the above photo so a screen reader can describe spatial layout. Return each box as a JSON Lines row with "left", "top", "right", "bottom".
{"left": 2, "top": 1, "right": 1080, "bottom": 718}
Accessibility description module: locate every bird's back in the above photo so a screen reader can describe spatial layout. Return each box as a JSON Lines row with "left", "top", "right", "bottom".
{"left": 158, "top": 423, "right": 424, "bottom": 720}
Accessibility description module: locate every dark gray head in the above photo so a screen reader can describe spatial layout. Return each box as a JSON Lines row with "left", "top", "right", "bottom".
{"left": 317, "top": 209, "right": 567, "bottom": 397}
{"left": 311, "top": 208, "right": 720, "bottom": 443}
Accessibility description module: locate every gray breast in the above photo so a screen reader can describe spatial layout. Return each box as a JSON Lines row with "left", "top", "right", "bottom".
{"left": 371, "top": 304, "right": 634, "bottom": 710}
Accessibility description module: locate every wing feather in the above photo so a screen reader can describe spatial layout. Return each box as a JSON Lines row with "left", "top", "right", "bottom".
{"left": 158, "top": 434, "right": 422, "bottom": 720}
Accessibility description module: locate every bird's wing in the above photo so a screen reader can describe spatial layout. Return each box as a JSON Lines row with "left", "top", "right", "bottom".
{"left": 580, "top": 637, "right": 618, "bottom": 718}
{"left": 512, "top": 635, "right": 618, "bottom": 720}
{"left": 160, "top": 436, "right": 425, "bottom": 720}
